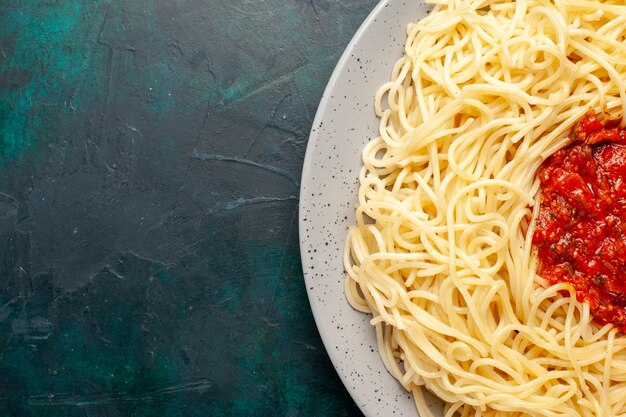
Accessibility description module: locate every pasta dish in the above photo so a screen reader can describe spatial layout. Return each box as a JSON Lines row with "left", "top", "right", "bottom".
{"left": 344, "top": 0, "right": 626, "bottom": 416}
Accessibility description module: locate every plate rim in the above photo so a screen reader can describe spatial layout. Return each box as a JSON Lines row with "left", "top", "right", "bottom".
{"left": 299, "top": 0, "right": 406, "bottom": 415}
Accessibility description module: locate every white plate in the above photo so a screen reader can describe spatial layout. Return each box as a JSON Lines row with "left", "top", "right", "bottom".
{"left": 299, "top": 1, "right": 440, "bottom": 416}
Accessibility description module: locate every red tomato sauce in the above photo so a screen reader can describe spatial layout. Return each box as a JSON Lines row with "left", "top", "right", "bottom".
{"left": 534, "top": 113, "right": 626, "bottom": 330}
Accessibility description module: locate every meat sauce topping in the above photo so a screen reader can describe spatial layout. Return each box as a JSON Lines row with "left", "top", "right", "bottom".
{"left": 534, "top": 113, "right": 626, "bottom": 330}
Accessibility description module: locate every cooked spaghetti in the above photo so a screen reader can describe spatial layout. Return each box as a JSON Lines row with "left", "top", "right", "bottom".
{"left": 344, "top": 1, "right": 626, "bottom": 416}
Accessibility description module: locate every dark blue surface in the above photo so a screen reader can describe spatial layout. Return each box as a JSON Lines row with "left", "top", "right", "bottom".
{"left": 0, "top": 0, "right": 379, "bottom": 415}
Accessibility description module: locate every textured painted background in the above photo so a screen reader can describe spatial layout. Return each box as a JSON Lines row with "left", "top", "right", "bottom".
{"left": 0, "top": 0, "right": 379, "bottom": 415}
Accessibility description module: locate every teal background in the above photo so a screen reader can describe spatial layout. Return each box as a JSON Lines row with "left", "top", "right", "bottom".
{"left": 0, "top": 0, "right": 377, "bottom": 415}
